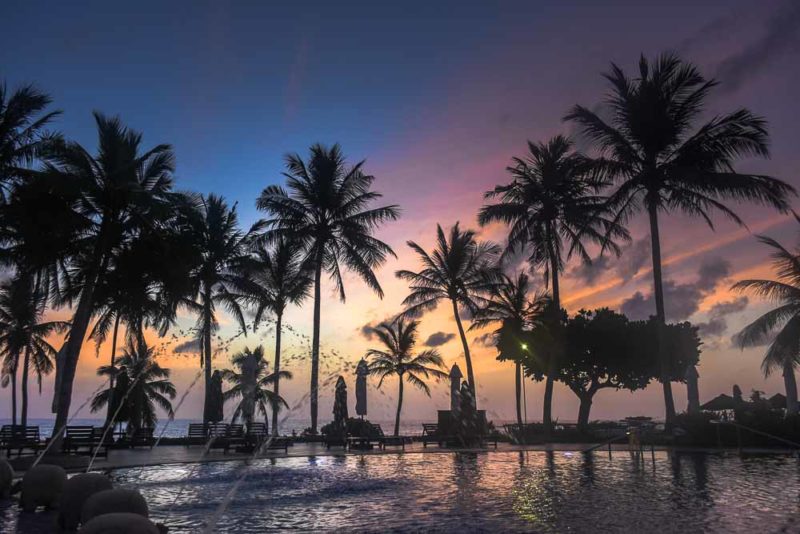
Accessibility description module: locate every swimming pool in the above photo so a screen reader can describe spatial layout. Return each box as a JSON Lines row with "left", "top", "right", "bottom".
{"left": 3, "top": 450, "right": 799, "bottom": 532}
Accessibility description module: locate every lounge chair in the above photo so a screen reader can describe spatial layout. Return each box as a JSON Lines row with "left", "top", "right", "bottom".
{"left": 227, "top": 424, "right": 247, "bottom": 451}
{"left": 0, "top": 425, "right": 41, "bottom": 458}
{"left": 187, "top": 423, "right": 207, "bottom": 446}
{"left": 206, "top": 423, "right": 230, "bottom": 453}
{"left": 421, "top": 423, "right": 446, "bottom": 447}
{"left": 63, "top": 426, "right": 110, "bottom": 457}
{"left": 372, "top": 424, "right": 406, "bottom": 450}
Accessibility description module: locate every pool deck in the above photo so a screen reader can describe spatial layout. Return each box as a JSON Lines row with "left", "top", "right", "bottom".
{"left": 9, "top": 440, "right": 799, "bottom": 474}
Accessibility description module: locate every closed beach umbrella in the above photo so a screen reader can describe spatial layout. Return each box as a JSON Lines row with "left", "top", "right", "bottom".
{"left": 208, "top": 370, "right": 224, "bottom": 423}
{"left": 355, "top": 359, "right": 368, "bottom": 418}
{"left": 333, "top": 376, "right": 349, "bottom": 435}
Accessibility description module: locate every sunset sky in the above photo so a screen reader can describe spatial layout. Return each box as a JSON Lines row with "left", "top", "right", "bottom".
{"left": 2, "top": 0, "right": 799, "bottom": 426}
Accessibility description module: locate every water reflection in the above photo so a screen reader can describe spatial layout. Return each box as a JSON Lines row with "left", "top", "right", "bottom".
{"left": 4, "top": 451, "right": 800, "bottom": 533}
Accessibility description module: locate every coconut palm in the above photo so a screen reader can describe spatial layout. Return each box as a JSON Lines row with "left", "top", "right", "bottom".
{"left": 478, "top": 136, "right": 625, "bottom": 432}
{"left": 733, "top": 229, "right": 800, "bottom": 415}
{"left": 245, "top": 238, "right": 311, "bottom": 435}
{"left": 470, "top": 272, "right": 537, "bottom": 430}
{"left": 183, "top": 194, "right": 259, "bottom": 423}
{"left": 91, "top": 339, "right": 176, "bottom": 433}
{"left": 256, "top": 143, "right": 399, "bottom": 433}
{"left": 0, "top": 275, "right": 68, "bottom": 426}
{"left": 0, "top": 81, "right": 61, "bottom": 197}
{"left": 565, "top": 54, "right": 795, "bottom": 424}
{"left": 396, "top": 223, "right": 500, "bottom": 401}
{"left": 43, "top": 112, "right": 175, "bottom": 441}
{"left": 366, "top": 319, "right": 448, "bottom": 436}
{"left": 220, "top": 346, "right": 291, "bottom": 429}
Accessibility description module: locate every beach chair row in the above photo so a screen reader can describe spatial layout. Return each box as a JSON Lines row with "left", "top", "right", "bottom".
{"left": 186, "top": 422, "right": 292, "bottom": 453}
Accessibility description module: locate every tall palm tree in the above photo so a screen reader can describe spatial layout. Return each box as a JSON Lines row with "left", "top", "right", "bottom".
{"left": 396, "top": 223, "right": 499, "bottom": 400}
{"left": 245, "top": 238, "right": 311, "bottom": 435}
{"left": 0, "top": 275, "right": 68, "bottom": 426}
{"left": 43, "top": 112, "right": 175, "bottom": 441}
{"left": 185, "top": 194, "right": 259, "bottom": 423}
{"left": 0, "top": 81, "right": 61, "bottom": 197}
{"left": 565, "top": 53, "right": 795, "bottom": 424}
{"left": 256, "top": 143, "right": 399, "bottom": 433}
{"left": 733, "top": 229, "right": 800, "bottom": 415}
{"left": 470, "top": 272, "right": 536, "bottom": 430}
{"left": 91, "top": 339, "right": 176, "bottom": 433}
{"left": 221, "top": 346, "right": 291, "bottom": 430}
{"left": 366, "top": 319, "right": 448, "bottom": 436}
{"left": 478, "top": 136, "right": 625, "bottom": 432}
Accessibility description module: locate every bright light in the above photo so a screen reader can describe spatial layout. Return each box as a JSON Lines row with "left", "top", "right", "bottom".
{"left": 521, "top": 343, "right": 528, "bottom": 350}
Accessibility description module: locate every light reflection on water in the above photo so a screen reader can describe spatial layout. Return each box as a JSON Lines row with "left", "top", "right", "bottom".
{"left": 2, "top": 451, "right": 799, "bottom": 532}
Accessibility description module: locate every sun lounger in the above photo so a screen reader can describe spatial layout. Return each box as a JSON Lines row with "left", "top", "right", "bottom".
{"left": 63, "top": 426, "right": 110, "bottom": 457}
{"left": 371, "top": 424, "right": 406, "bottom": 450}
{"left": 187, "top": 423, "right": 207, "bottom": 445}
{"left": 207, "top": 423, "right": 230, "bottom": 453}
{"left": 0, "top": 425, "right": 41, "bottom": 458}
{"left": 421, "top": 423, "right": 446, "bottom": 447}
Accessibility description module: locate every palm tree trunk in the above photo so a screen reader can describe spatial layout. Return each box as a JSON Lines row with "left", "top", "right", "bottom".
{"left": 394, "top": 376, "right": 404, "bottom": 437}
{"left": 106, "top": 315, "right": 120, "bottom": 424}
{"left": 10, "top": 355, "right": 18, "bottom": 426}
{"left": 515, "top": 362, "right": 523, "bottom": 430}
{"left": 272, "top": 312, "right": 283, "bottom": 437}
{"left": 310, "top": 255, "right": 323, "bottom": 434}
{"left": 783, "top": 362, "right": 798, "bottom": 416}
{"left": 202, "top": 289, "right": 214, "bottom": 423}
{"left": 543, "top": 241, "right": 560, "bottom": 436}
{"left": 20, "top": 349, "right": 30, "bottom": 427}
{"left": 577, "top": 393, "right": 593, "bottom": 432}
{"left": 451, "top": 298, "right": 476, "bottom": 403}
{"left": 52, "top": 227, "right": 111, "bottom": 446}
{"left": 648, "top": 202, "right": 676, "bottom": 426}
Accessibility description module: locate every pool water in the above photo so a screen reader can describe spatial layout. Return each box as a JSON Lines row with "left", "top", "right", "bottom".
{"left": 3, "top": 451, "right": 799, "bottom": 532}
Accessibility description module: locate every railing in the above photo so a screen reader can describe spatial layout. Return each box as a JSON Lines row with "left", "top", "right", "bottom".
{"left": 710, "top": 420, "right": 800, "bottom": 453}
{"left": 582, "top": 433, "right": 628, "bottom": 455}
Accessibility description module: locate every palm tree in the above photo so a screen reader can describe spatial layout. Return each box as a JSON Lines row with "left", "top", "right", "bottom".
{"left": 565, "top": 54, "right": 795, "bottom": 424}
{"left": 256, "top": 143, "right": 399, "bottom": 433}
{"left": 0, "top": 275, "right": 68, "bottom": 426}
{"left": 220, "top": 346, "right": 291, "bottom": 430}
{"left": 365, "top": 319, "right": 448, "bottom": 436}
{"left": 91, "top": 339, "right": 176, "bottom": 433}
{"left": 0, "top": 81, "right": 61, "bottom": 197}
{"left": 470, "top": 272, "right": 536, "bottom": 430}
{"left": 396, "top": 223, "right": 499, "bottom": 401}
{"left": 43, "top": 112, "right": 175, "bottom": 441}
{"left": 245, "top": 238, "right": 311, "bottom": 435}
{"left": 184, "top": 194, "right": 259, "bottom": 423}
{"left": 478, "top": 136, "right": 625, "bottom": 432}
{"left": 733, "top": 229, "right": 800, "bottom": 415}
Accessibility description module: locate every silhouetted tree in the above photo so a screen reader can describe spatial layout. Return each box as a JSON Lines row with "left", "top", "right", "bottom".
{"left": 365, "top": 319, "right": 448, "bottom": 436}
{"left": 244, "top": 237, "right": 311, "bottom": 435}
{"left": 221, "top": 346, "right": 290, "bottom": 430}
{"left": 479, "top": 135, "right": 626, "bottom": 433}
{"left": 397, "top": 223, "right": 499, "bottom": 400}
{"left": 733, "top": 225, "right": 800, "bottom": 415}
{"left": 566, "top": 53, "right": 795, "bottom": 425}
{"left": 257, "top": 144, "right": 399, "bottom": 433}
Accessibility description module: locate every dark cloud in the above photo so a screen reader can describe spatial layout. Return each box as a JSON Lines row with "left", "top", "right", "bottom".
{"left": 568, "top": 238, "right": 650, "bottom": 286}
{"left": 358, "top": 316, "right": 396, "bottom": 341}
{"left": 616, "top": 238, "right": 651, "bottom": 283}
{"left": 173, "top": 339, "right": 200, "bottom": 354}
{"left": 473, "top": 332, "right": 496, "bottom": 348}
{"left": 697, "top": 318, "right": 727, "bottom": 338}
{"left": 708, "top": 296, "right": 749, "bottom": 317}
{"left": 620, "top": 257, "right": 732, "bottom": 321}
{"left": 424, "top": 332, "right": 456, "bottom": 347}
{"left": 714, "top": 2, "right": 800, "bottom": 95}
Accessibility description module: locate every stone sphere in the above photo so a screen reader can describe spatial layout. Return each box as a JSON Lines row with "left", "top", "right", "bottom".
{"left": 79, "top": 512, "right": 161, "bottom": 534}
{"left": 0, "top": 458, "right": 13, "bottom": 499}
{"left": 81, "top": 488, "right": 149, "bottom": 524}
{"left": 58, "top": 472, "right": 114, "bottom": 530}
{"left": 21, "top": 464, "right": 67, "bottom": 512}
